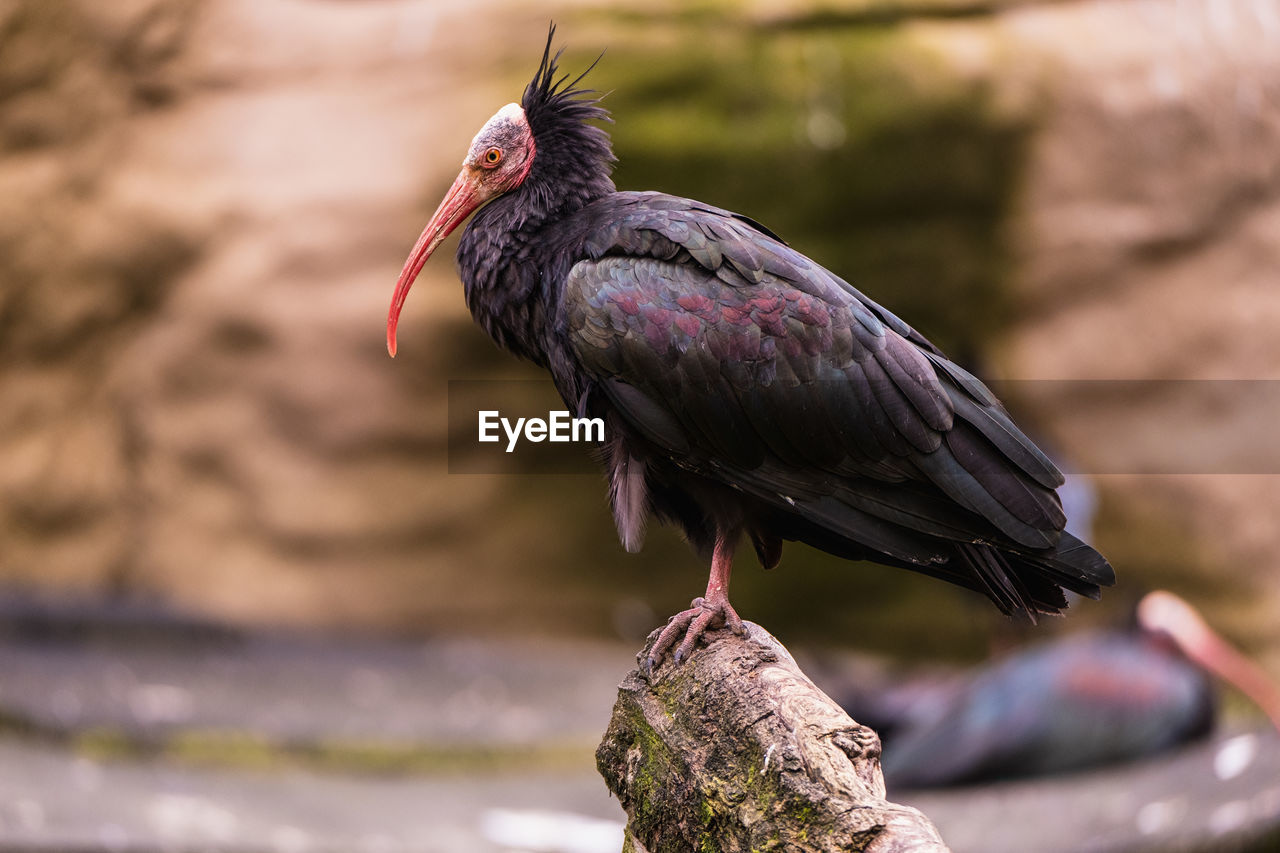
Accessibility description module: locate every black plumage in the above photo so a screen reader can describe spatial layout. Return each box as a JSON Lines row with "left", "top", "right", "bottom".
{"left": 390, "top": 29, "right": 1114, "bottom": 664}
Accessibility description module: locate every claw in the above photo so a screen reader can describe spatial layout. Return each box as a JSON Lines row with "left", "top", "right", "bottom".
{"left": 646, "top": 533, "right": 745, "bottom": 670}
{"left": 675, "top": 608, "right": 717, "bottom": 663}
{"left": 645, "top": 594, "right": 745, "bottom": 670}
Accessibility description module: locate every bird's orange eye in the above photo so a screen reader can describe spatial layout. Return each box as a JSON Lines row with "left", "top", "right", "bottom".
{"left": 483, "top": 147, "right": 503, "bottom": 167}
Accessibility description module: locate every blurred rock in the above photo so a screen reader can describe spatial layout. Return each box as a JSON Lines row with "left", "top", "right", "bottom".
{"left": 0, "top": 0, "right": 201, "bottom": 597}
{"left": 987, "top": 0, "right": 1280, "bottom": 663}
{"left": 0, "top": 0, "right": 556, "bottom": 633}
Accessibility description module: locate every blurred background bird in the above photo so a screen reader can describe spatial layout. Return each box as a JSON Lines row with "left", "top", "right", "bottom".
{"left": 838, "top": 590, "right": 1280, "bottom": 789}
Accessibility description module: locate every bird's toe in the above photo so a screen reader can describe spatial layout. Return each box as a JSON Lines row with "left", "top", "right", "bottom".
{"left": 716, "top": 599, "right": 746, "bottom": 636}
{"left": 674, "top": 608, "right": 718, "bottom": 664}
{"left": 647, "top": 596, "right": 747, "bottom": 669}
{"left": 649, "top": 607, "right": 697, "bottom": 668}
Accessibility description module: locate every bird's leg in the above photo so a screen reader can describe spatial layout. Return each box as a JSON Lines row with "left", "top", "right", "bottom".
{"left": 648, "top": 533, "right": 747, "bottom": 670}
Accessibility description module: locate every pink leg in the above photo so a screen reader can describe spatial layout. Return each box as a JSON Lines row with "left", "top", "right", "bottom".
{"left": 647, "top": 533, "right": 747, "bottom": 670}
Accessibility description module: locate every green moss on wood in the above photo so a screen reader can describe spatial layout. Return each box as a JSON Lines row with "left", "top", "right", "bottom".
{"left": 598, "top": 629, "right": 947, "bottom": 851}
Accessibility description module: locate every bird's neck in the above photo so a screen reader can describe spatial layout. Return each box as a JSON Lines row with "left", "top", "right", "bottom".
{"left": 457, "top": 169, "right": 614, "bottom": 364}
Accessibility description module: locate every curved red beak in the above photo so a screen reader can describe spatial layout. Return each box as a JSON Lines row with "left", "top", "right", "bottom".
{"left": 387, "top": 169, "right": 484, "bottom": 357}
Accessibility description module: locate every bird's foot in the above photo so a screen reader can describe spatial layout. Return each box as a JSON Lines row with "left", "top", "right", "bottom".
{"left": 646, "top": 594, "right": 747, "bottom": 672}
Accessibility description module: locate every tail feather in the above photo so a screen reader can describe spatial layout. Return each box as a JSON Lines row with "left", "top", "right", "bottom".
{"left": 1032, "top": 531, "right": 1116, "bottom": 590}
{"left": 957, "top": 532, "right": 1113, "bottom": 618}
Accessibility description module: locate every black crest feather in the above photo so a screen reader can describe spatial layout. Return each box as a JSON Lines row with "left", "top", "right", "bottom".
{"left": 519, "top": 24, "right": 616, "bottom": 210}
{"left": 522, "top": 24, "right": 610, "bottom": 129}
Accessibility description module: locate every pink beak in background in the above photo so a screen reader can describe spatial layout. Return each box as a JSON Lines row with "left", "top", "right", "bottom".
{"left": 1139, "top": 590, "right": 1280, "bottom": 731}
{"left": 387, "top": 169, "right": 485, "bottom": 357}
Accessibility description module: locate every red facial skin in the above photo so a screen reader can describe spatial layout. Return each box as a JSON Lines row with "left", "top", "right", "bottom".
{"left": 388, "top": 103, "right": 536, "bottom": 357}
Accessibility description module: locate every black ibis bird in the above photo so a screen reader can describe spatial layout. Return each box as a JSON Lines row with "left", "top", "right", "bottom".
{"left": 842, "top": 590, "right": 1280, "bottom": 788}
{"left": 388, "top": 29, "right": 1114, "bottom": 666}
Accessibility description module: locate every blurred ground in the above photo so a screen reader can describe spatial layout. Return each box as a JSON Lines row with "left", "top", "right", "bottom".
{"left": 0, "top": 601, "right": 1278, "bottom": 852}
{"left": 0, "top": 597, "right": 631, "bottom": 853}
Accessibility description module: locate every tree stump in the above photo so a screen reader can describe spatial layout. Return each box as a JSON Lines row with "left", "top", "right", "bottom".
{"left": 596, "top": 621, "right": 949, "bottom": 853}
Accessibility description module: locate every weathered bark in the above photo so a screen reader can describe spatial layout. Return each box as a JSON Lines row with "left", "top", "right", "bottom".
{"left": 597, "top": 621, "right": 949, "bottom": 853}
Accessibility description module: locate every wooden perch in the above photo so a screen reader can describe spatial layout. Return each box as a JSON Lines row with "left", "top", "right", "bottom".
{"left": 596, "top": 621, "right": 949, "bottom": 853}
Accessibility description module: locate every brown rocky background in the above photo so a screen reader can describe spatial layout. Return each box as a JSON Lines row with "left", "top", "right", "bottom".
{"left": 1, "top": 0, "right": 1278, "bottom": 674}
{"left": 993, "top": 0, "right": 1280, "bottom": 672}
